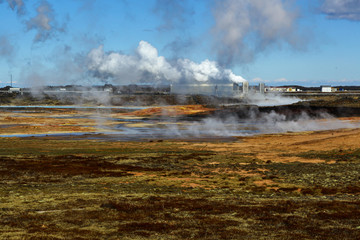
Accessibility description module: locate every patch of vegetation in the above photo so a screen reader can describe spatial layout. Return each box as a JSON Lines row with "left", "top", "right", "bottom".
{"left": 2, "top": 194, "right": 359, "bottom": 239}
{"left": 1, "top": 138, "right": 360, "bottom": 239}
{"left": 293, "top": 148, "right": 360, "bottom": 162}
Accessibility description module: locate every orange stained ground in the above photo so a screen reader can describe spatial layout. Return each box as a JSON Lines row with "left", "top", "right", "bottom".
{"left": 127, "top": 105, "right": 214, "bottom": 116}
{"left": 181, "top": 128, "right": 360, "bottom": 163}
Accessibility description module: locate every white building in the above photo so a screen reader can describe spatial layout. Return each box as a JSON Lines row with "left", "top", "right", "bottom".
{"left": 321, "top": 85, "right": 336, "bottom": 92}
{"left": 8, "top": 88, "right": 21, "bottom": 93}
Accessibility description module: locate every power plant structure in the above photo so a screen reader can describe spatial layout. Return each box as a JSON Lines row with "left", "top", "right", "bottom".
{"left": 3, "top": 82, "right": 359, "bottom": 99}
{"left": 259, "top": 82, "right": 265, "bottom": 94}
{"left": 242, "top": 81, "right": 249, "bottom": 95}
{"left": 170, "top": 81, "right": 250, "bottom": 97}
{"left": 1, "top": 81, "right": 274, "bottom": 98}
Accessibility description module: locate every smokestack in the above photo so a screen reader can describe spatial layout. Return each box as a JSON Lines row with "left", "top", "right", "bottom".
{"left": 242, "top": 81, "right": 249, "bottom": 95}
{"left": 259, "top": 83, "right": 265, "bottom": 94}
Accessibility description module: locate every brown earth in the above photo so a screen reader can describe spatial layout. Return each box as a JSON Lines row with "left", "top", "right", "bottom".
{"left": 0, "top": 105, "right": 214, "bottom": 135}
{"left": 184, "top": 128, "right": 360, "bottom": 163}
{"left": 0, "top": 105, "right": 360, "bottom": 239}
{"left": 0, "top": 109, "right": 98, "bottom": 135}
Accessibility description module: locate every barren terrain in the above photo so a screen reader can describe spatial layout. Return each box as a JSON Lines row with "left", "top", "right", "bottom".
{"left": 0, "top": 102, "right": 360, "bottom": 239}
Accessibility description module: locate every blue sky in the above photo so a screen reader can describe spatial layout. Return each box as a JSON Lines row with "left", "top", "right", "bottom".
{"left": 0, "top": 0, "right": 359, "bottom": 87}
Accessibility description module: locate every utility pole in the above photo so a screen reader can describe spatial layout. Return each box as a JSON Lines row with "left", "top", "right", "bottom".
{"left": 10, "top": 74, "right": 12, "bottom": 87}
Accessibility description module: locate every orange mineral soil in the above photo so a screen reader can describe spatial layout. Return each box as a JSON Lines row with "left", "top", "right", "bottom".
{"left": 181, "top": 128, "right": 360, "bottom": 164}
{"left": 0, "top": 110, "right": 98, "bottom": 135}
{"left": 127, "top": 105, "right": 214, "bottom": 117}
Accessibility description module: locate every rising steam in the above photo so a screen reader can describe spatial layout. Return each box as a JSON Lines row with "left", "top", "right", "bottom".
{"left": 86, "top": 41, "right": 247, "bottom": 85}
{"left": 1, "top": 0, "right": 350, "bottom": 88}
{"left": 0, "top": 0, "right": 25, "bottom": 15}
{"left": 0, "top": 36, "right": 15, "bottom": 63}
{"left": 153, "top": 0, "right": 193, "bottom": 31}
{"left": 26, "top": 0, "right": 66, "bottom": 43}
{"left": 212, "top": 0, "right": 301, "bottom": 66}
{"left": 112, "top": 109, "right": 360, "bottom": 140}
{"left": 1, "top": 0, "right": 66, "bottom": 43}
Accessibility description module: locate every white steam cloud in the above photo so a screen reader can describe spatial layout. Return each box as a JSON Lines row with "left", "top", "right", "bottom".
{"left": 245, "top": 93, "right": 301, "bottom": 106}
{"left": 321, "top": 0, "right": 360, "bottom": 21}
{"left": 87, "top": 41, "right": 247, "bottom": 84}
{"left": 112, "top": 110, "right": 360, "bottom": 140}
{"left": 26, "top": 0, "right": 66, "bottom": 43}
{"left": 87, "top": 41, "right": 181, "bottom": 84}
{"left": 190, "top": 112, "right": 359, "bottom": 137}
{"left": 212, "top": 0, "right": 300, "bottom": 66}
{"left": 1, "top": 0, "right": 66, "bottom": 43}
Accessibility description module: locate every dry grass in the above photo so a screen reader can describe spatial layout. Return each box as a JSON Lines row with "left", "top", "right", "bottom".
{"left": 1, "top": 104, "right": 360, "bottom": 239}
{"left": 1, "top": 133, "right": 360, "bottom": 239}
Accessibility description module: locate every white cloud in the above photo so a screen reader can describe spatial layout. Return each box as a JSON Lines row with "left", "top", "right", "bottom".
{"left": 274, "top": 77, "right": 290, "bottom": 83}
{"left": 252, "top": 77, "right": 269, "bottom": 83}
{"left": 251, "top": 77, "right": 293, "bottom": 84}
{"left": 321, "top": 0, "right": 360, "bottom": 21}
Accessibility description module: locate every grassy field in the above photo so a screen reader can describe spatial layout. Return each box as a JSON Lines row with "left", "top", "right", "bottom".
{"left": 1, "top": 134, "right": 360, "bottom": 239}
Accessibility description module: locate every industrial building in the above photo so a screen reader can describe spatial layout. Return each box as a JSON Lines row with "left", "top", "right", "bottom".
{"left": 321, "top": 85, "right": 337, "bottom": 92}
{"left": 170, "top": 82, "right": 249, "bottom": 97}
{"left": 265, "top": 86, "right": 302, "bottom": 92}
{"left": 259, "top": 83, "right": 265, "bottom": 94}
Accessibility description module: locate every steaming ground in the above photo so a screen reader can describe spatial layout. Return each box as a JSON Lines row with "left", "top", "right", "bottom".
{"left": 1, "top": 104, "right": 359, "bottom": 141}
{"left": 245, "top": 93, "right": 302, "bottom": 106}
{"left": 111, "top": 112, "right": 360, "bottom": 140}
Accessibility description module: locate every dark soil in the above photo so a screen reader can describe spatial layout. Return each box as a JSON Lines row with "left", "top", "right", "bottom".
{"left": 0, "top": 136, "right": 359, "bottom": 239}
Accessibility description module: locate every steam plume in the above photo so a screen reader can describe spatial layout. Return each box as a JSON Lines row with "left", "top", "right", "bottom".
{"left": 25, "top": 0, "right": 66, "bottom": 43}
{"left": 153, "top": 0, "right": 193, "bottom": 31}
{"left": 77, "top": 0, "right": 97, "bottom": 12}
{"left": 212, "top": 0, "right": 300, "bottom": 66}
{"left": 153, "top": 0, "right": 197, "bottom": 58}
{"left": 320, "top": 0, "right": 360, "bottom": 21}
{"left": 0, "top": 0, "right": 25, "bottom": 15}
{"left": 1, "top": 0, "right": 65, "bottom": 43}
{"left": 21, "top": 45, "right": 86, "bottom": 88}
{"left": 87, "top": 41, "right": 246, "bottom": 84}
{"left": 87, "top": 41, "right": 181, "bottom": 84}
{"left": 163, "top": 37, "right": 195, "bottom": 58}
{"left": 0, "top": 36, "right": 15, "bottom": 62}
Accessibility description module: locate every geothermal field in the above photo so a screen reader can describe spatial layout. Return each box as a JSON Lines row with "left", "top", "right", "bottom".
{"left": 1, "top": 94, "right": 360, "bottom": 239}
